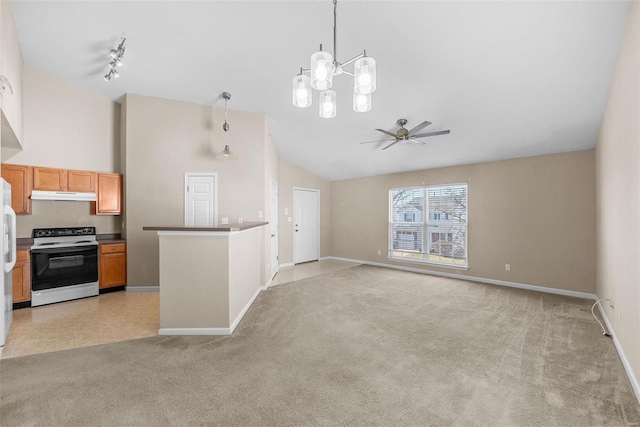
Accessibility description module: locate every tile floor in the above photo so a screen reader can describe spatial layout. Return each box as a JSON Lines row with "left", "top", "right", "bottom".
{"left": 2, "top": 291, "right": 159, "bottom": 359}
{"left": 1, "top": 259, "right": 360, "bottom": 360}
{"left": 269, "top": 259, "right": 359, "bottom": 287}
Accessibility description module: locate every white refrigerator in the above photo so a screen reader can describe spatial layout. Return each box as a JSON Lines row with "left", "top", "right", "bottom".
{"left": 0, "top": 178, "right": 17, "bottom": 353}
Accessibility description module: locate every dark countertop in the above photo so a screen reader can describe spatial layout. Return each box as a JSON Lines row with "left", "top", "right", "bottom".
{"left": 16, "top": 234, "right": 126, "bottom": 251}
{"left": 143, "top": 222, "right": 268, "bottom": 233}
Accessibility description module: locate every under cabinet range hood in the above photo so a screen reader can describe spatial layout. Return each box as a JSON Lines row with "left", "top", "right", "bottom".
{"left": 31, "top": 190, "right": 97, "bottom": 202}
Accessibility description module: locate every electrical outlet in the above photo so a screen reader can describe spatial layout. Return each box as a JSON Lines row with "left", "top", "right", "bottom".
{"left": 288, "top": 217, "right": 292, "bottom": 222}
{"left": 505, "top": 264, "right": 511, "bottom": 271}
{"left": 238, "top": 217, "right": 243, "bottom": 224}
{"left": 609, "top": 299, "right": 615, "bottom": 309}
{"left": 377, "top": 250, "right": 381, "bottom": 256}
{"left": 221, "top": 217, "right": 229, "bottom": 224}
{"left": 258, "top": 211, "right": 263, "bottom": 218}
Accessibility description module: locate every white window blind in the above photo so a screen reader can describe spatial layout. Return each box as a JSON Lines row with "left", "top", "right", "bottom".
{"left": 389, "top": 184, "right": 468, "bottom": 267}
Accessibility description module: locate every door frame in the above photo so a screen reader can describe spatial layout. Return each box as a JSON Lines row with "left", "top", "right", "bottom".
{"left": 270, "top": 179, "right": 279, "bottom": 279}
{"left": 184, "top": 172, "right": 218, "bottom": 227}
{"left": 292, "top": 187, "right": 320, "bottom": 264}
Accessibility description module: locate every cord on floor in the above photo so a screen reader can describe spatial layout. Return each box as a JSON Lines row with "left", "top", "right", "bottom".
{"left": 591, "top": 298, "right": 611, "bottom": 337}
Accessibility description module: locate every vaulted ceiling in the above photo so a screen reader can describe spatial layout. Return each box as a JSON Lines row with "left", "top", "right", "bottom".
{"left": 12, "top": 1, "right": 630, "bottom": 181}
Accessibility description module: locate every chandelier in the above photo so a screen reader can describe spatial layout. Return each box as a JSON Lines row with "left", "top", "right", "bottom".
{"left": 292, "top": 0, "right": 376, "bottom": 118}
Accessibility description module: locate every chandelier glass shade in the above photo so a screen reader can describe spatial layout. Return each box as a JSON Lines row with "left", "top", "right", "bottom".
{"left": 292, "top": 74, "right": 312, "bottom": 108}
{"left": 292, "top": 0, "right": 376, "bottom": 118}
{"left": 354, "top": 56, "right": 376, "bottom": 95}
{"left": 310, "top": 50, "right": 334, "bottom": 91}
{"left": 319, "top": 90, "right": 337, "bottom": 119}
{"left": 353, "top": 92, "right": 371, "bottom": 113}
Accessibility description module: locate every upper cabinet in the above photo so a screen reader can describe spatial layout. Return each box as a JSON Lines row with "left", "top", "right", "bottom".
{"left": 33, "top": 167, "right": 68, "bottom": 191}
{"left": 67, "top": 170, "right": 97, "bottom": 192}
{"left": 1, "top": 163, "right": 123, "bottom": 216}
{"left": 92, "top": 173, "right": 122, "bottom": 215}
{"left": 33, "top": 167, "right": 98, "bottom": 193}
{"left": 0, "top": 0, "right": 24, "bottom": 154}
{"left": 1, "top": 164, "right": 31, "bottom": 214}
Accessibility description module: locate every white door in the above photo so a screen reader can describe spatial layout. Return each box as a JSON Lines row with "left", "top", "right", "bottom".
{"left": 270, "top": 180, "right": 279, "bottom": 279}
{"left": 293, "top": 188, "right": 319, "bottom": 264}
{"left": 184, "top": 173, "right": 218, "bottom": 227}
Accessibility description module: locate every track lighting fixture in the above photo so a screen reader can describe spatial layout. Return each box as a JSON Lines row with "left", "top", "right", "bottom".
{"left": 104, "top": 36, "right": 126, "bottom": 82}
{"left": 293, "top": 0, "right": 376, "bottom": 117}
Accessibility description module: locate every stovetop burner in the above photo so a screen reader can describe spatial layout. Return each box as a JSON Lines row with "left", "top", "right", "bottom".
{"left": 32, "top": 227, "right": 98, "bottom": 250}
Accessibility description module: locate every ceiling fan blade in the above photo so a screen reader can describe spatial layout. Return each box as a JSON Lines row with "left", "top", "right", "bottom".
{"left": 407, "top": 121, "right": 432, "bottom": 136}
{"left": 360, "top": 139, "right": 396, "bottom": 145}
{"left": 410, "top": 130, "right": 451, "bottom": 139}
{"left": 376, "top": 128, "right": 399, "bottom": 138}
{"left": 409, "top": 139, "right": 426, "bottom": 146}
{"left": 381, "top": 140, "right": 400, "bottom": 150}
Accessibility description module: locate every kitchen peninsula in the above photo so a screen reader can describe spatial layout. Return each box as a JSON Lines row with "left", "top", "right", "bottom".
{"left": 143, "top": 222, "right": 268, "bottom": 335}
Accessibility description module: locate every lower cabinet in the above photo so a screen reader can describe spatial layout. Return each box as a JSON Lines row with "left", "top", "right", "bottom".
{"left": 13, "top": 250, "right": 30, "bottom": 303}
{"left": 99, "top": 243, "right": 127, "bottom": 289}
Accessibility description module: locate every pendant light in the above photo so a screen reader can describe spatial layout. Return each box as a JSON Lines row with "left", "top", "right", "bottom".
{"left": 292, "top": 0, "right": 377, "bottom": 117}
{"left": 216, "top": 92, "right": 237, "bottom": 160}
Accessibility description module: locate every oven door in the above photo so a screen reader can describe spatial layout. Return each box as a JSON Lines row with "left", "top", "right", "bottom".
{"left": 31, "top": 245, "right": 99, "bottom": 291}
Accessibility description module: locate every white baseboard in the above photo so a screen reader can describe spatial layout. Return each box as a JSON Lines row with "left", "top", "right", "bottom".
{"left": 158, "top": 327, "right": 230, "bottom": 335}
{"left": 327, "top": 256, "right": 596, "bottom": 301}
{"left": 126, "top": 286, "right": 159, "bottom": 292}
{"left": 279, "top": 262, "right": 294, "bottom": 268}
{"left": 596, "top": 301, "right": 640, "bottom": 404}
{"left": 157, "top": 287, "right": 264, "bottom": 336}
{"left": 260, "top": 277, "right": 272, "bottom": 291}
{"left": 319, "top": 256, "right": 332, "bottom": 261}
{"left": 230, "top": 287, "right": 262, "bottom": 333}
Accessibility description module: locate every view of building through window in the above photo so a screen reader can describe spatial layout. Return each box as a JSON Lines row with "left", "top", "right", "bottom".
{"left": 389, "top": 184, "right": 468, "bottom": 266}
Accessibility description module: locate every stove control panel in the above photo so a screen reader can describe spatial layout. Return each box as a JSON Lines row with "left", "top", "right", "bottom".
{"left": 33, "top": 227, "right": 96, "bottom": 238}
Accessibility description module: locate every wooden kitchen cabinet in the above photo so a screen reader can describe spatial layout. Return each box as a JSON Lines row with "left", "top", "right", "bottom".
{"left": 1, "top": 164, "right": 31, "bottom": 214}
{"left": 92, "top": 173, "right": 122, "bottom": 215}
{"left": 12, "top": 250, "right": 30, "bottom": 303}
{"left": 67, "top": 170, "right": 97, "bottom": 192}
{"left": 99, "top": 243, "right": 126, "bottom": 289}
{"left": 33, "top": 166, "right": 68, "bottom": 191}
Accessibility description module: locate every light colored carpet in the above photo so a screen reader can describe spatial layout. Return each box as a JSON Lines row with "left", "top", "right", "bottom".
{"left": 1, "top": 265, "right": 638, "bottom": 426}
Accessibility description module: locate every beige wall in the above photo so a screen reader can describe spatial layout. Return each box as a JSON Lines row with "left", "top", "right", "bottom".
{"left": 158, "top": 234, "right": 229, "bottom": 329}
{"left": 10, "top": 66, "right": 120, "bottom": 172}
{"left": 278, "top": 159, "right": 331, "bottom": 265}
{"left": 596, "top": 1, "right": 639, "bottom": 392}
{"left": 331, "top": 150, "right": 596, "bottom": 294}
{"left": 0, "top": 0, "right": 23, "bottom": 147}
{"left": 16, "top": 201, "right": 120, "bottom": 238}
{"left": 123, "top": 94, "right": 267, "bottom": 287}
{"left": 229, "top": 227, "right": 262, "bottom": 326}
{"left": 7, "top": 66, "right": 121, "bottom": 237}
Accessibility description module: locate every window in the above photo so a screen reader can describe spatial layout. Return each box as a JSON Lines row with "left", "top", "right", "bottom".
{"left": 389, "top": 184, "right": 468, "bottom": 267}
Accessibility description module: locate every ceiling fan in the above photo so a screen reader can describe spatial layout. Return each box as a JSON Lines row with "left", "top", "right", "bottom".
{"left": 360, "top": 119, "right": 450, "bottom": 150}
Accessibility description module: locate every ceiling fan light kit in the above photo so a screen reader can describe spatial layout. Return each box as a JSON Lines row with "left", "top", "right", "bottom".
{"left": 293, "top": 0, "right": 376, "bottom": 117}
{"left": 360, "top": 119, "right": 451, "bottom": 150}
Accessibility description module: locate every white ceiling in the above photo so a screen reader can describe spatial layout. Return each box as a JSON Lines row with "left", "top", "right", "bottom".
{"left": 12, "top": 0, "right": 630, "bottom": 181}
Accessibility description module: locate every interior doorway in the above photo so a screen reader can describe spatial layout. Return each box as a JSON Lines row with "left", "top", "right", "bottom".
{"left": 184, "top": 173, "right": 218, "bottom": 227}
{"left": 293, "top": 188, "right": 319, "bottom": 264}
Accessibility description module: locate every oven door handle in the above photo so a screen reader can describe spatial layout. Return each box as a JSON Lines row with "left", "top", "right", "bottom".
{"left": 4, "top": 205, "right": 16, "bottom": 273}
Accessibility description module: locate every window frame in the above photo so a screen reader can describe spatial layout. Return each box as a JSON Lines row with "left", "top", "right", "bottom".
{"left": 388, "top": 182, "right": 468, "bottom": 270}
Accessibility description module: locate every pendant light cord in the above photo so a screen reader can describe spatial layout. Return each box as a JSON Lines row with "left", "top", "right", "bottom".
{"left": 333, "top": 0, "right": 338, "bottom": 64}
